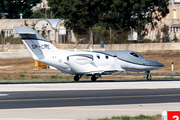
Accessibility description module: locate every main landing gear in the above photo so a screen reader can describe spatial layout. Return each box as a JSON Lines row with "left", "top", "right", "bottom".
{"left": 74, "top": 75, "right": 80, "bottom": 81}
{"left": 91, "top": 75, "right": 97, "bottom": 81}
{"left": 146, "top": 71, "right": 152, "bottom": 80}
{"left": 73, "top": 74, "right": 98, "bottom": 81}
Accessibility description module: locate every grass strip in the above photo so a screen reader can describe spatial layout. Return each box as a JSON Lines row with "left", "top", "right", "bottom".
{"left": 88, "top": 114, "right": 161, "bottom": 120}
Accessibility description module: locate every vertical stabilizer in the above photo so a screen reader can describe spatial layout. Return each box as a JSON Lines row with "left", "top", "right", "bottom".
{"left": 14, "top": 26, "right": 58, "bottom": 60}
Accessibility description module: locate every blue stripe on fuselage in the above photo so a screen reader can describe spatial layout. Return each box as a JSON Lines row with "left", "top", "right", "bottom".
{"left": 91, "top": 51, "right": 163, "bottom": 67}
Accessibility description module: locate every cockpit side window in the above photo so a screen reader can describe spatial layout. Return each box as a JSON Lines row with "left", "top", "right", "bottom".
{"left": 97, "top": 54, "right": 100, "bottom": 59}
{"left": 130, "top": 52, "right": 139, "bottom": 58}
{"left": 105, "top": 54, "right": 109, "bottom": 59}
{"left": 114, "top": 54, "right": 117, "bottom": 57}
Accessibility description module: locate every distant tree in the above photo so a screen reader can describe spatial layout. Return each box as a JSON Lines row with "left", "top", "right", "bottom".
{"left": 156, "top": 30, "right": 161, "bottom": 42}
{"left": 161, "top": 24, "right": 170, "bottom": 42}
{"left": 47, "top": 0, "right": 169, "bottom": 45}
{"left": 30, "top": 10, "right": 45, "bottom": 18}
{"left": 0, "top": 0, "right": 3, "bottom": 13}
{"left": 173, "top": 33, "right": 178, "bottom": 42}
{"left": 30, "top": 8, "right": 54, "bottom": 19}
{"left": 5, "top": 35, "right": 23, "bottom": 44}
{"left": 0, "top": 30, "right": 5, "bottom": 51}
{"left": 0, "top": 0, "right": 5, "bottom": 19}
{"left": 0, "top": 0, "right": 41, "bottom": 18}
{"left": 24, "top": 20, "right": 29, "bottom": 26}
{"left": 0, "top": 30, "right": 5, "bottom": 42}
{"left": 41, "top": 25, "right": 47, "bottom": 39}
{"left": 2, "top": 15, "right": 6, "bottom": 19}
{"left": 32, "top": 22, "right": 36, "bottom": 30}
{"left": 39, "top": 8, "right": 54, "bottom": 18}
{"left": 93, "top": 23, "right": 108, "bottom": 44}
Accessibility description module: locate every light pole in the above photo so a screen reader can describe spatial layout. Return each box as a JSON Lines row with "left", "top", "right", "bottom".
{"left": 109, "top": 27, "right": 112, "bottom": 49}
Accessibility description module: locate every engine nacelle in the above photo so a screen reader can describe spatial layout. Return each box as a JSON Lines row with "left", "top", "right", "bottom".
{"left": 67, "top": 54, "right": 93, "bottom": 65}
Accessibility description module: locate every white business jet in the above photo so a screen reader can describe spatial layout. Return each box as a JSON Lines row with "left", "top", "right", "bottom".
{"left": 14, "top": 26, "right": 164, "bottom": 81}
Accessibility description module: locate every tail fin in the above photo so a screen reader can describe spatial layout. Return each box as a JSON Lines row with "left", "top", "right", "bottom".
{"left": 14, "top": 26, "right": 58, "bottom": 60}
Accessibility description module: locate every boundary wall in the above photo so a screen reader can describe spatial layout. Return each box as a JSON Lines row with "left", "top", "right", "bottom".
{"left": 0, "top": 43, "right": 180, "bottom": 52}
{"left": 0, "top": 43, "right": 180, "bottom": 58}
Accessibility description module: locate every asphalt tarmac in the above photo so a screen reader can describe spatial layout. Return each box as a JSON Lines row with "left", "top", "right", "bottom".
{"left": 0, "top": 89, "right": 180, "bottom": 109}
{"left": 0, "top": 80, "right": 180, "bottom": 119}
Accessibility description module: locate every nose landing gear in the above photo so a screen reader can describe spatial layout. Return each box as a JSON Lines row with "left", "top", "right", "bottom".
{"left": 146, "top": 71, "right": 152, "bottom": 80}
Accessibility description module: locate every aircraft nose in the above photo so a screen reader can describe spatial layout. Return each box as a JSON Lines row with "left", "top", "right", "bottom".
{"left": 144, "top": 59, "right": 164, "bottom": 67}
{"left": 158, "top": 62, "right": 164, "bottom": 67}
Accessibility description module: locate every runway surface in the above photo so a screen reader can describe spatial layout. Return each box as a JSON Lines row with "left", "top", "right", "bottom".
{"left": 0, "top": 80, "right": 180, "bottom": 119}
{"left": 0, "top": 89, "right": 180, "bottom": 109}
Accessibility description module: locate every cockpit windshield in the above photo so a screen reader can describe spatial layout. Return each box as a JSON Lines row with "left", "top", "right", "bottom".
{"left": 130, "top": 52, "right": 144, "bottom": 58}
{"left": 130, "top": 52, "right": 139, "bottom": 57}
{"left": 136, "top": 52, "right": 144, "bottom": 58}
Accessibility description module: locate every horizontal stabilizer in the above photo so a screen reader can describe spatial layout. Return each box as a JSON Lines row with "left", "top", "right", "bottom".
{"left": 18, "top": 32, "right": 36, "bottom": 34}
{"left": 14, "top": 26, "right": 48, "bottom": 41}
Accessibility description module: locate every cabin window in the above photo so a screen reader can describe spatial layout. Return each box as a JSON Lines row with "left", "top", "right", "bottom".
{"left": 97, "top": 55, "right": 100, "bottom": 59}
{"left": 67, "top": 57, "right": 69, "bottom": 61}
{"left": 105, "top": 54, "right": 109, "bottom": 59}
{"left": 114, "top": 54, "right": 117, "bottom": 57}
{"left": 130, "top": 52, "right": 139, "bottom": 58}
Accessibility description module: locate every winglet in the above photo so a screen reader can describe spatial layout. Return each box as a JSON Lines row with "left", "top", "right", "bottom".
{"left": 114, "top": 57, "right": 124, "bottom": 71}
{"left": 90, "top": 47, "right": 93, "bottom": 51}
{"left": 74, "top": 48, "right": 77, "bottom": 51}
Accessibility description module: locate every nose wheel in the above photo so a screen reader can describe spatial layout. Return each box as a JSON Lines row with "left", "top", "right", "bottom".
{"left": 146, "top": 71, "right": 152, "bottom": 80}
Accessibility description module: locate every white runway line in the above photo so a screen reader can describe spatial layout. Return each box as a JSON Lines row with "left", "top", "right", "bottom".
{"left": 0, "top": 94, "right": 8, "bottom": 96}
{"left": 0, "top": 82, "right": 180, "bottom": 120}
{"left": 0, "top": 81, "right": 180, "bottom": 92}
{"left": 0, "top": 102, "right": 180, "bottom": 120}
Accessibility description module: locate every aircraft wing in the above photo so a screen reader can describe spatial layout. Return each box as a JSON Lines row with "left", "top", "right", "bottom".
{"left": 86, "top": 57, "right": 125, "bottom": 75}
{"left": 85, "top": 68, "right": 124, "bottom": 75}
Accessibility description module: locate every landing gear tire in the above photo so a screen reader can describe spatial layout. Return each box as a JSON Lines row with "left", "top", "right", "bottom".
{"left": 91, "top": 75, "right": 97, "bottom": 81}
{"left": 74, "top": 75, "right": 80, "bottom": 81}
{"left": 146, "top": 71, "right": 152, "bottom": 80}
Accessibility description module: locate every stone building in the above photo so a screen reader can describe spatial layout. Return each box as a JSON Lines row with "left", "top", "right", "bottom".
{"left": 32, "top": 0, "right": 49, "bottom": 11}
{"left": 34, "top": 19, "right": 76, "bottom": 44}
{"left": 145, "top": 0, "right": 180, "bottom": 41}
{"left": 0, "top": 19, "right": 39, "bottom": 38}
{"left": 0, "top": 19, "right": 76, "bottom": 44}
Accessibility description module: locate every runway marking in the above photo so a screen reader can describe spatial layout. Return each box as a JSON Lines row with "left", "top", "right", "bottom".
{"left": 0, "top": 107, "right": 163, "bottom": 112}
{"left": 0, "top": 94, "right": 8, "bottom": 96}
{"left": 0, "top": 118, "right": 72, "bottom": 120}
{"left": 0, "top": 93, "right": 180, "bottom": 102}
